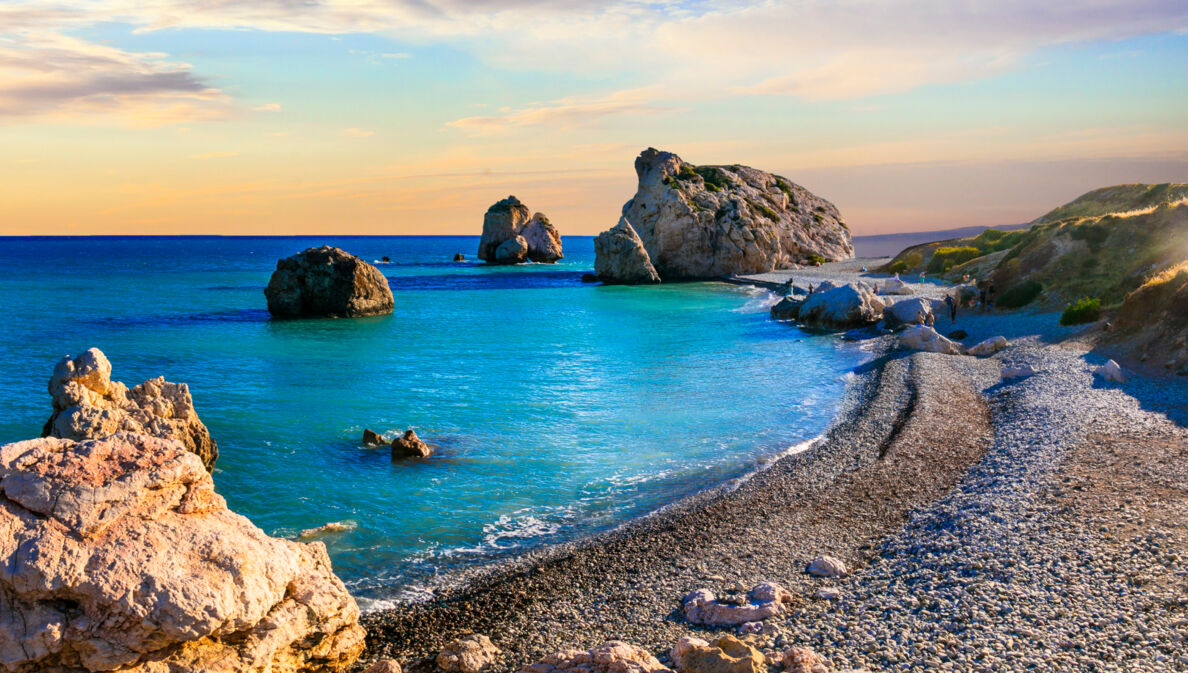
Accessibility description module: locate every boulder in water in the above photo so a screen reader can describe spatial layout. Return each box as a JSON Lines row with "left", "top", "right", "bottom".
{"left": 265, "top": 246, "right": 394, "bottom": 318}
{"left": 363, "top": 428, "right": 385, "bottom": 446}
{"left": 769, "top": 296, "right": 803, "bottom": 320}
{"left": 478, "top": 196, "right": 564, "bottom": 264}
{"left": 797, "top": 284, "right": 884, "bottom": 329}
{"left": 42, "top": 348, "right": 218, "bottom": 471}
{"left": 594, "top": 216, "right": 661, "bottom": 285}
{"left": 494, "top": 235, "right": 530, "bottom": 264}
{"left": 454, "top": 252, "right": 466, "bottom": 262}
{"left": 0, "top": 433, "right": 365, "bottom": 673}
{"left": 391, "top": 429, "right": 433, "bottom": 459}
{"left": 947, "top": 329, "right": 969, "bottom": 340}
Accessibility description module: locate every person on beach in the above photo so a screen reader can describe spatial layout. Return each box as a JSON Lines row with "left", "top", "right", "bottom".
{"left": 979, "top": 285, "right": 988, "bottom": 311}
{"left": 808, "top": 282, "right": 814, "bottom": 295}
{"left": 945, "top": 294, "right": 957, "bottom": 322}
{"left": 987, "top": 282, "right": 997, "bottom": 309}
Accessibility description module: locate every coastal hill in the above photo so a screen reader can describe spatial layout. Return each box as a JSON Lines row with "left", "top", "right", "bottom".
{"left": 594, "top": 148, "right": 852, "bottom": 283}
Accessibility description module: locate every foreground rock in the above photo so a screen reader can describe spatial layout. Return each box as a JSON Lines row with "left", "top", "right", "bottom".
{"left": 670, "top": 636, "right": 764, "bottom": 673}
{"left": 683, "top": 582, "right": 794, "bottom": 626}
{"left": 437, "top": 635, "right": 501, "bottom": 673}
{"left": 363, "top": 428, "right": 386, "bottom": 446}
{"left": 521, "top": 642, "right": 670, "bottom": 673}
{"left": 265, "top": 245, "right": 394, "bottom": 318}
{"left": 882, "top": 298, "right": 933, "bottom": 330}
{"left": 594, "top": 148, "right": 852, "bottom": 283}
{"left": 806, "top": 555, "right": 848, "bottom": 578}
{"left": 966, "top": 335, "right": 1007, "bottom": 356}
{"left": 897, "top": 325, "right": 964, "bottom": 355}
{"left": 42, "top": 348, "right": 219, "bottom": 471}
{"left": 769, "top": 295, "right": 803, "bottom": 320}
{"left": 1096, "top": 359, "right": 1126, "bottom": 383}
{"left": 392, "top": 429, "right": 433, "bottom": 459}
{"left": 797, "top": 284, "right": 885, "bottom": 329}
{"left": 478, "top": 197, "right": 564, "bottom": 264}
{"left": 594, "top": 216, "right": 662, "bottom": 284}
{"left": 0, "top": 432, "right": 365, "bottom": 673}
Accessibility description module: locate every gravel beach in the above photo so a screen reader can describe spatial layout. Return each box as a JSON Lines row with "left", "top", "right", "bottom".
{"left": 358, "top": 262, "right": 1188, "bottom": 672}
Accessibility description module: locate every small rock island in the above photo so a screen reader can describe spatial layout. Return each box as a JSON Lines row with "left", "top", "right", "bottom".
{"left": 478, "top": 196, "right": 563, "bottom": 264}
{"left": 265, "top": 246, "right": 394, "bottom": 318}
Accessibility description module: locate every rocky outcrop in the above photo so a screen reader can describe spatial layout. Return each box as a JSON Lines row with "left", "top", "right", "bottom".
{"left": 437, "top": 635, "right": 501, "bottom": 673}
{"left": 769, "top": 296, "right": 803, "bottom": 320}
{"left": 363, "top": 429, "right": 385, "bottom": 446}
{"left": 669, "top": 636, "right": 765, "bottom": 673}
{"left": 683, "top": 583, "right": 794, "bottom": 626}
{"left": 882, "top": 298, "right": 933, "bottom": 330}
{"left": 391, "top": 429, "right": 433, "bottom": 459}
{"left": 265, "top": 246, "right": 394, "bottom": 318}
{"left": 594, "top": 217, "right": 661, "bottom": 284}
{"left": 520, "top": 642, "right": 670, "bottom": 673}
{"left": 478, "top": 197, "right": 563, "bottom": 264}
{"left": 42, "top": 348, "right": 218, "bottom": 471}
{"left": 897, "top": 325, "right": 964, "bottom": 355}
{"left": 0, "top": 432, "right": 365, "bottom": 673}
{"left": 593, "top": 148, "right": 852, "bottom": 283}
{"left": 797, "top": 285, "right": 884, "bottom": 329}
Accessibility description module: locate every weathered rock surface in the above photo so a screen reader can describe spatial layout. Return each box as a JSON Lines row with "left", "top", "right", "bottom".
{"left": 670, "top": 636, "right": 765, "bottom": 673}
{"left": 683, "top": 582, "right": 794, "bottom": 626}
{"left": 769, "top": 296, "right": 804, "bottom": 321}
{"left": 391, "top": 429, "right": 433, "bottom": 459}
{"left": 437, "top": 634, "right": 501, "bottom": 673}
{"left": 365, "top": 661, "right": 404, "bottom": 673}
{"left": 1096, "top": 359, "right": 1126, "bottom": 383}
{"left": 42, "top": 348, "right": 219, "bottom": 471}
{"left": 0, "top": 432, "right": 365, "bottom": 673}
{"left": 966, "top": 335, "right": 1008, "bottom": 356}
{"left": 1001, "top": 364, "right": 1038, "bottom": 380}
{"left": 781, "top": 647, "right": 828, "bottom": 673}
{"left": 881, "top": 276, "right": 913, "bottom": 295}
{"left": 265, "top": 246, "right": 394, "bottom": 318}
{"left": 882, "top": 298, "right": 933, "bottom": 330}
{"left": 806, "top": 555, "right": 848, "bottom": 578}
{"left": 298, "top": 520, "right": 356, "bottom": 539}
{"left": 363, "top": 429, "right": 386, "bottom": 446}
{"left": 521, "top": 642, "right": 670, "bottom": 673}
{"left": 594, "top": 217, "right": 661, "bottom": 284}
{"left": 594, "top": 148, "right": 852, "bottom": 283}
{"left": 797, "top": 284, "right": 884, "bottom": 329}
{"left": 478, "top": 197, "right": 564, "bottom": 264}
{"left": 897, "top": 325, "right": 963, "bottom": 355}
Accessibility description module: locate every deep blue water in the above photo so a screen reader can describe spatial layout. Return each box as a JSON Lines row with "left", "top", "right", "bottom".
{"left": 0, "top": 236, "right": 872, "bottom": 605}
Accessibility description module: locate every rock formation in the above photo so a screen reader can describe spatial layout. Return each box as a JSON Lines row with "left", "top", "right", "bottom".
{"left": 897, "top": 325, "right": 964, "bottom": 355}
{"left": 0, "top": 432, "right": 365, "bottom": 673}
{"left": 683, "top": 583, "right": 795, "bottom": 626}
{"left": 594, "top": 217, "right": 661, "bottom": 284}
{"left": 797, "top": 285, "right": 884, "bottom": 330}
{"left": 363, "top": 428, "right": 386, "bottom": 446}
{"left": 478, "top": 197, "right": 563, "bottom": 264}
{"left": 769, "top": 296, "right": 803, "bottom": 320}
{"left": 437, "top": 635, "right": 501, "bottom": 673}
{"left": 42, "top": 348, "right": 218, "bottom": 472}
{"left": 882, "top": 298, "right": 933, "bottom": 330}
{"left": 966, "top": 336, "right": 1008, "bottom": 356}
{"left": 391, "top": 429, "right": 433, "bottom": 459}
{"left": 669, "top": 636, "right": 765, "bottom": 673}
{"left": 265, "top": 246, "right": 394, "bottom": 318}
{"left": 520, "top": 642, "right": 670, "bottom": 673}
{"left": 593, "top": 148, "right": 852, "bottom": 283}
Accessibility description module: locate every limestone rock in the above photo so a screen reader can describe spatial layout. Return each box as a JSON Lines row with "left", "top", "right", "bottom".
{"left": 363, "top": 428, "right": 386, "bottom": 446}
{"left": 598, "top": 149, "right": 852, "bottom": 281}
{"left": 42, "top": 348, "right": 218, "bottom": 471}
{"left": 437, "top": 634, "right": 501, "bottom": 673}
{"left": 883, "top": 298, "right": 933, "bottom": 330}
{"left": 671, "top": 637, "right": 710, "bottom": 670}
{"left": 798, "top": 284, "right": 885, "bottom": 330}
{"left": 966, "top": 336, "right": 1008, "bottom": 356}
{"left": 0, "top": 432, "right": 365, "bottom": 673}
{"left": 478, "top": 196, "right": 563, "bottom": 264}
{"left": 520, "top": 641, "right": 670, "bottom": 673}
{"left": 814, "top": 587, "right": 842, "bottom": 600}
{"left": 897, "top": 325, "right": 963, "bottom": 355}
{"left": 265, "top": 245, "right": 394, "bottom": 318}
{"left": 594, "top": 216, "right": 661, "bottom": 285}
{"left": 1096, "top": 359, "right": 1125, "bottom": 383}
{"left": 781, "top": 647, "right": 828, "bottom": 673}
{"left": 391, "top": 429, "right": 433, "bottom": 459}
{"left": 1001, "top": 365, "right": 1038, "bottom": 380}
{"left": 807, "top": 555, "right": 848, "bottom": 578}
{"left": 770, "top": 296, "right": 804, "bottom": 320}
{"left": 365, "top": 661, "right": 404, "bottom": 673}
{"left": 495, "top": 235, "right": 530, "bottom": 264}
{"left": 671, "top": 636, "right": 765, "bottom": 673}
{"left": 882, "top": 275, "right": 913, "bottom": 295}
{"left": 683, "top": 582, "right": 794, "bottom": 626}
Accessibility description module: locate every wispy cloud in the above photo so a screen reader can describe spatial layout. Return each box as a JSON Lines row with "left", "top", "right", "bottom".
{"left": 448, "top": 87, "right": 676, "bottom": 133}
{"left": 341, "top": 127, "right": 374, "bottom": 137}
{"left": 252, "top": 102, "right": 281, "bottom": 111}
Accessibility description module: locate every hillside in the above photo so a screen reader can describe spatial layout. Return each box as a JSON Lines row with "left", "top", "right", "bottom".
{"left": 852, "top": 223, "right": 1026, "bottom": 258}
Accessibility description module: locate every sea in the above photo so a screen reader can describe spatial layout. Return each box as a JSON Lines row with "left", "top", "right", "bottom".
{"left": 0, "top": 235, "right": 873, "bottom": 607}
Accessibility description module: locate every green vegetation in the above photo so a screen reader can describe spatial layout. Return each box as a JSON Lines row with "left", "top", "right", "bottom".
{"left": 1033, "top": 183, "right": 1188, "bottom": 225}
{"left": 693, "top": 166, "right": 732, "bottom": 191}
{"left": 807, "top": 254, "right": 826, "bottom": 266}
{"left": 1060, "top": 297, "right": 1102, "bottom": 325}
{"left": 997, "top": 280, "right": 1044, "bottom": 308}
{"left": 774, "top": 178, "right": 796, "bottom": 202}
{"left": 746, "top": 198, "right": 779, "bottom": 222}
{"left": 812, "top": 213, "right": 823, "bottom": 224}
{"left": 927, "top": 246, "right": 982, "bottom": 273}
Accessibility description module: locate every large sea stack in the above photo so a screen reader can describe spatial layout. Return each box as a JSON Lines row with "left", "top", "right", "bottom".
{"left": 265, "top": 246, "right": 394, "bottom": 318}
{"left": 594, "top": 148, "right": 852, "bottom": 283}
{"left": 478, "top": 196, "right": 564, "bottom": 264}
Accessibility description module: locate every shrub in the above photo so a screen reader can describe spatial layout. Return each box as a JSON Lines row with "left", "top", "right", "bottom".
{"left": 997, "top": 279, "right": 1043, "bottom": 308}
{"left": 808, "top": 254, "right": 826, "bottom": 266}
{"left": 927, "top": 246, "right": 982, "bottom": 273}
{"left": 1069, "top": 219, "right": 1112, "bottom": 251}
{"left": 888, "top": 260, "right": 909, "bottom": 274}
{"left": 693, "top": 166, "right": 731, "bottom": 191}
{"left": 746, "top": 198, "right": 778, "bottom": 221}
{"left": 774, "top": 178, "right": 796, "bottom": 201}
{"left": 1060, "top": 297, "right": 1102, "bottom": 325}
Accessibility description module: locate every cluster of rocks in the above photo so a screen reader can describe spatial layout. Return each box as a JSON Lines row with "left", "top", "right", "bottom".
{"left": 478, "top": 196, "right": 564, "bottom": 264}
{"left": 593, "top": 149, "right": 852, "bottom": 284}
{"left": 897, "top": 325, "right": 1007, "bottom": 358}
{"left": 364, "top": 427, "right": 434, "bottom": 458}
{"left": 682, "top": 582, "right": 795, "bottom": 627}
{"left": 265, "top": 246, "right": 394, "bottom": 319}
{"left": 767, "top": 281, "right": 883, "bottom": 330}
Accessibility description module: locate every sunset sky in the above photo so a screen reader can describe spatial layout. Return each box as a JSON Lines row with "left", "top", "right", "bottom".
{"left": 2, "top": 1, "right": 1186, "bottom": 236}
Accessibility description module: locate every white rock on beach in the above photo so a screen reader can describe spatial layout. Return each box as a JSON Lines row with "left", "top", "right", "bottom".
{"left": 0, "top": 432, "right": 365, "bottom": 673}
{"left": 683, "top": 582, "right": 795, "bottom": 626}
{"left": 1001, "top": 364, "right": 1038, "bottom": 380}
{"left": 882, "top": 275, "right": 914, "bottom": 295}
{"left": 438, "top": 634, "right": 502, "bottom": 673}
{"left": 966, "top": 335, "right": 1008, "bottom": 356}
{"left": 1096, "top": 359, "right": 1126, "bottom": 383}
{"left": 520, "top": 641, "right": 671, "bottom": 673}
{"left": 897, "top": 325, "right": 963, "bottom": 355}
{"left": 807, "top": 555, "right": 848, "bottom": 578}
{"left": 882, "top": 297, "right": 933, "bottom": 330}
{"left": 43, "top": 347, "right": 219, "bottom": 471}
{"left": 814, "top": 587, "right": 842, "bottom": 600}
{"left": 798, "top": 284, "right": 885, "bottom": 329}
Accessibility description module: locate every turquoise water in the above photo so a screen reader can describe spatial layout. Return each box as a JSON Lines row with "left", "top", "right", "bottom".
{"left": 0, "top": 236, "right": 871, "bottom": 604}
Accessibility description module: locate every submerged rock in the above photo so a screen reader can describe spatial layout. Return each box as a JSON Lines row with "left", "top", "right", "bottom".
{"left": 595, "top": 148, "right": 852, "bottom": 282}
{"left": 478, "top": 196, "right": 563, "bottom": 264}
{"left": 683, "top": 582, "right": 794, "bottom": 626}
{"left": 391, "top": 429, "right": 433, "bottom": 459}
{"left": 521, "top": 641, "right": 670, "bottom": 673}
{"left": 298, "top": 521, "right": 357, "bottom": 539}
{"left": 265, "top": 245, "right": 394, "bottom": 318}
{"left": 437, "top": 634, "right": 501, "bottom": 673}
{"left": 454, "top": 252, "right": 466, "bottom": 262}
{"left": 898, "top": 325, "right": 964, "bottom": 355}
{"left": 798, "top": 284, "right": 885, "bottom": 329}
{"left": 42, "top": 348, "right": 218, "bottom": 471}
{"left": 594, "top": 216, "right": 661, "bottom": 285}
{"left": 0, "top": 432, "right": 365, "bottom": 673}
{"left": 363, "top": 428, "right": 386, "bottom": 446}
{"left": 670, "top": 636, "right": 765, "bottom": 673}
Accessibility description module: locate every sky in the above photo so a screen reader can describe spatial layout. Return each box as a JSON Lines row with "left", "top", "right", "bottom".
{"left": 1, "top": 1, "right": 1186, "bottom": 237}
